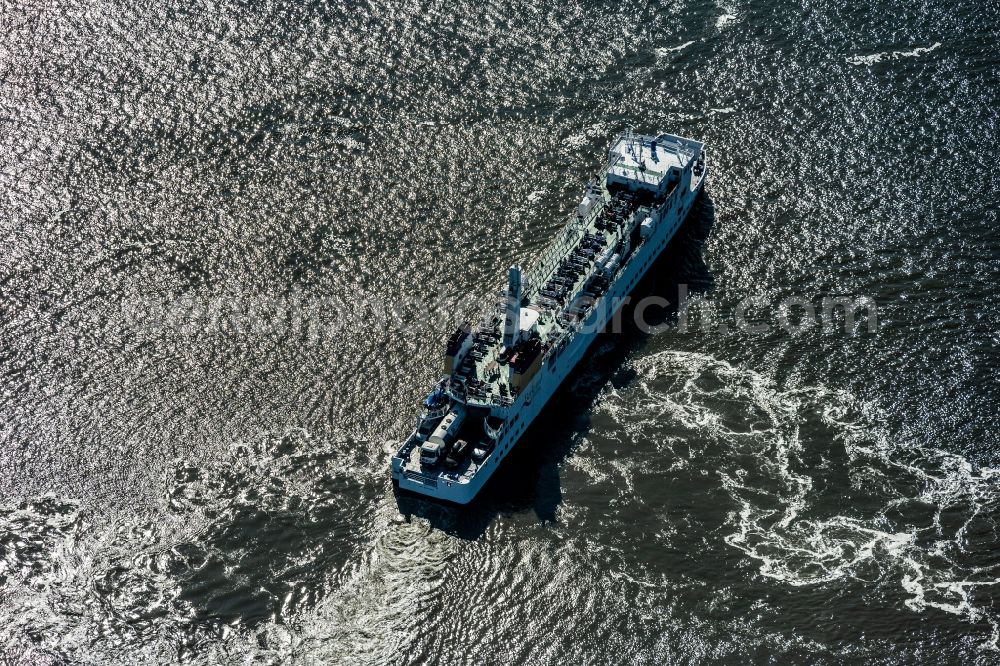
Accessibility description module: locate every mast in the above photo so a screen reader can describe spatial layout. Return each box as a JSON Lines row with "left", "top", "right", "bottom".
{"left": 502, "top": 264, "right": 523, "bottom": 348}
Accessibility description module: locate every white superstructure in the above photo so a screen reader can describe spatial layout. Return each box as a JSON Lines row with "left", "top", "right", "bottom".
{"left": 392, "top": 131, "right": 708, "bottom": 504}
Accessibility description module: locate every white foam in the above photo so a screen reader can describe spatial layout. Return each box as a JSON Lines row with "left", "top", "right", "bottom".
{"left": 846, "top": 42, "right": 942, "bottom": 66}
{"left": 655, "top": 40, "right": 696, "bottom": 57}
{"left": 595, "top": 349, "right": 1000, "bottom": 649}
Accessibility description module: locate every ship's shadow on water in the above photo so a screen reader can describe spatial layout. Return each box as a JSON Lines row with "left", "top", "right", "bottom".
{"left": 396, "top": 190, "right": 716, "bottom": 535}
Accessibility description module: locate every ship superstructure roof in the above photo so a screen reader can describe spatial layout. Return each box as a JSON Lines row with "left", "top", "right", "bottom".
{"left": 606, "top": 134, "right": 698, "bottom": 189}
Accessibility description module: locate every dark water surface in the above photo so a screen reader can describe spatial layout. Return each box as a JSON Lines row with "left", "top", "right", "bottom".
{"left": 2, "top": 0, "right": 999, "bottom": 662}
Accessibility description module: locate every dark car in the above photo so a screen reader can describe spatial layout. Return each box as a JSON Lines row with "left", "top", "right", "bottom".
{"left": 444, "top": 439, "right": 470, "bottom": 469}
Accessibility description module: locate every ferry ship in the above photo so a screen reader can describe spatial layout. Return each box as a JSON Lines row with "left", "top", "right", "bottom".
{"left": 391, "top": 131, "right": 708, "bottom": 504}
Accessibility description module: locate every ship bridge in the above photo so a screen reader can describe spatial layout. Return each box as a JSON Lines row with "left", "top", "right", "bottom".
{"left": 606, "top": 131, "right": 703, "bottom": 197}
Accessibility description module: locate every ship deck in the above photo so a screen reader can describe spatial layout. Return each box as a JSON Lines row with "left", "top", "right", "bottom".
{"left": 450, "top": 188, "right": 654, "bottom": 408}
{"left": 402, "top": 441, "right": 479, "bottom": 484}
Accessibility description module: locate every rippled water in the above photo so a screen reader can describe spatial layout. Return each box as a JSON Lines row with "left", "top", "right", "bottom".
{"left": 2, "top": 0, "right": 999, "bottom": 662}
